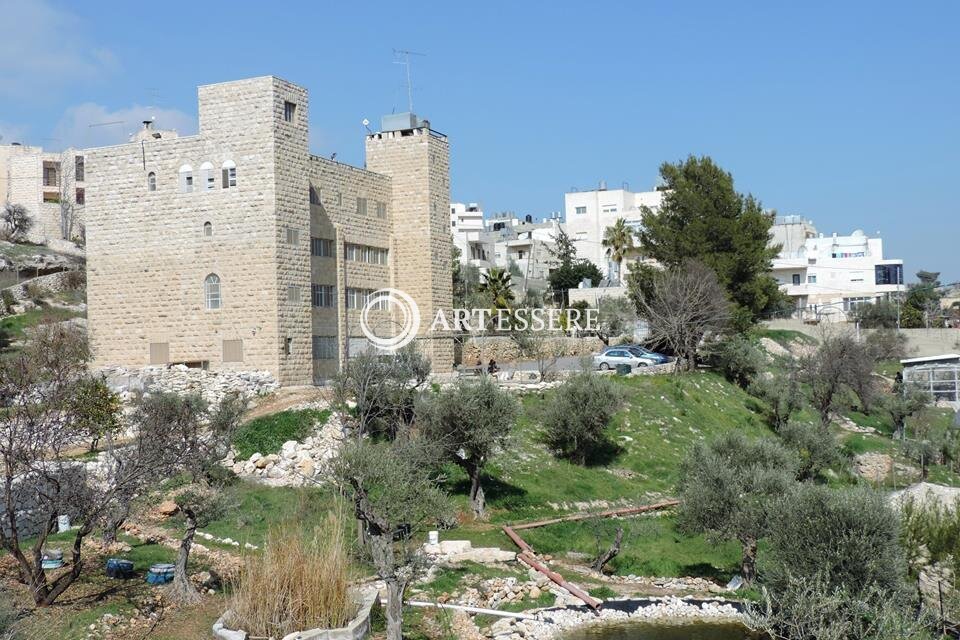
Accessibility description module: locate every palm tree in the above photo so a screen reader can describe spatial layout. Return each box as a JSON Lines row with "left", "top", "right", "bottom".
{"left": 479, "top": 267, "right": 516, "bottom": 310}
{"left": 601, "top": 218, "right": 635, "bottom": 283}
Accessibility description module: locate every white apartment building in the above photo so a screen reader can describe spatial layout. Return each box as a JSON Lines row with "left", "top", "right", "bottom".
{"left": 449, "top": 205, "right": 560, "bottom": 290}
{"left": 770, "top": 216, "right": 905, "bottom": 321}
{"left": 563, "top": 182, "right": 664, "bottom": 283}
{"left": 450, "top": 202, "right": 486, "bottom": 264}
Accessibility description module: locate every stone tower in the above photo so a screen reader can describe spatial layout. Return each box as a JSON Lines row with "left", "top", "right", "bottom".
{"left": 365, "top": 115, "right": 454, "bottom": 371}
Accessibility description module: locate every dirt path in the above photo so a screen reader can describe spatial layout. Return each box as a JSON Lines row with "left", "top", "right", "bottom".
{"left": 242, "top": 385, "right": 331, "bottom": 423}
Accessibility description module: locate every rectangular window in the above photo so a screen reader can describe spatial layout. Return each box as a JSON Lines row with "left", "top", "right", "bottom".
{"left": 149, "top": 342, "right": 169, "bottom": 365}
{"left": 575, "top": 206, "right": 587, "bottom": 215}
{"left": 311, "top": 237, "right": 334, "bottom": 257}
{"left": 875, "top": 264, "right": 903, "bottom": 286}
{"left": 346, "top": 288, "right": 386, "bottom": 310}
{"left": 205, "top": 173, "right": 216, "bottom": 191}
{"left": 43, "top": 165, "right": 58, "bottom": 187}
{"left": 284, "top": 101, "right": 296, "bottom": 122}
{"left": 309, "top": 186, "right": 322, "bottom": 204}
{"left": 356, "top": 197, "right": 368, "bottom": 216}
{"left": 345, "top": 243, "right": 388, "bottom": 265}
{"left": 285, "top": 227, "right": 300, "bottom": 245}
{"left": 74, "top": 156, "right": 84, "bottom": 182}
{"left": 284, "top": 337, "right": 293, "bottom": 355}
{"left": 807, "top": 275, "right": 817, "bottom": 284}
{"left": 185, "top": 175, "right": 193, "bottom": 191}
{"left": 42, "top": 192, "right": 59, "bottom": 203}
{"left": 312, "top": 336, "right": 337, "bottom": 360}
{"left": 75, "top": 188, "right": 85, "bottom": 205}
{"left": 376, "top": 201, "right": 386, "bottom": 218}
{"left": 287, "top": 285, "right": 301, "bottom": 303}
{"left": 311, "top": 284, "right": 336, "bottom": 308}
{"left": 792, "top": 274, "right": 801, "bottom": 285}
{"left": 221, "top": 167, "right": 237, "bottom": 188}
{"left": 222, "top": 339, "right": 244, "bottom": 363}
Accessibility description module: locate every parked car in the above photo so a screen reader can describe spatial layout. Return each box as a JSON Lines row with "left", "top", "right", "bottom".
{"left": 621, "top": 345, "right": 670, "bottom": 364}
{"left": 594, "top": 347, "right": 658, "bottom": 371}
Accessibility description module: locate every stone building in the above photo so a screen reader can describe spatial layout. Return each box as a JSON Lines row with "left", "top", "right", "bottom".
{"left": 85, "top": 76, "right": 453, "bottom": 386}
{"left": 1, "top": 142, "right": 86, "bottom": 243}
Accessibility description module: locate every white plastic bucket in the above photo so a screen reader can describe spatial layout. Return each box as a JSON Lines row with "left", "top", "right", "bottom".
{"left": 428, "top": 531, "right": 439, "bottom": 545}
{"left": 57, "top": 515, "right": 70, "bottom": 532}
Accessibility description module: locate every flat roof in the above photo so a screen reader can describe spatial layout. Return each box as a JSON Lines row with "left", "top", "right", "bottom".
{"left": 901, "top": 353, "right": 960, "bottom": 365}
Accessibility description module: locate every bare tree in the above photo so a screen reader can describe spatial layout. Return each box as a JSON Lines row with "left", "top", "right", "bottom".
{"left": 333, "top": 436, "right": 452, "bottom": 640}
{"left": 58, "top": 152, "right": 84, "bottom": 242}
{"left": 630, "top": 261, "right": 730, "bottom": 371}
{"left": 0, "top": 324, "right": 181, "bottom": 606}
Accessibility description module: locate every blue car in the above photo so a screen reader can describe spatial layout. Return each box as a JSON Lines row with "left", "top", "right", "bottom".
{"left": 618, "top": 345, "right": 670, "bottom": 364}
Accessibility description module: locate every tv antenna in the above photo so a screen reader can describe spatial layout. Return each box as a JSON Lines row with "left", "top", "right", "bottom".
{"left": 393, "top": 48, "right": 425, "bottom": 112}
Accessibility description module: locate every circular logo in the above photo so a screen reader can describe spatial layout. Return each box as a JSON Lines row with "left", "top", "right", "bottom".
{"left": 359, "top": 288, "right": 421, "bottom": 351}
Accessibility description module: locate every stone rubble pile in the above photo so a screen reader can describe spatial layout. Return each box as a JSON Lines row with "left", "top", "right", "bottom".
{"left": 489, "top": 596, "right": 742, "bottom": 640}
{"left": 422, "top": 540, "right": 517, "bottom": 566}
{"left": 100, "top": 365, "right": 278, "bottom": 407}
{"left": 223, "top": 403, "right": 343, "bottom": 487}
{"left": 605, "top": 574, "right": 727, "bottom": 594}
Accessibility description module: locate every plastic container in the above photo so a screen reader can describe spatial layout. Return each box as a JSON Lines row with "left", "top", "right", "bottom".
{"left": 615, "top": 363, "right": 632, "bottom": 376}
{"left": 106, "top": 558, "right": 134, "bottom": 579}
{"left": 146, "top": 563, "right": 175, "bottom": 585}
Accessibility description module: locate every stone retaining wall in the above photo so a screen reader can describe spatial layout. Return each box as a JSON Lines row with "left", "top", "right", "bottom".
{"left": 461, "top": 336, "right": 606, "bottom": 364}
{"left": 99, "top": 364, "right": 278, "bottom": 407}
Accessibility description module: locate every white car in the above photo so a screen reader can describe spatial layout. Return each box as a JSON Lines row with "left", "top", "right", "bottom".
{"left": 593, "top": 347, "right": 658, "bottom": 371}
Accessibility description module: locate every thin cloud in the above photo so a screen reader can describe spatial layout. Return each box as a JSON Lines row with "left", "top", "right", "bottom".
{"left": 52, "top": 103, "right": 197, "bottom": 150}
{"left": 0, "top": 0, "right": 119, "bottom": 99}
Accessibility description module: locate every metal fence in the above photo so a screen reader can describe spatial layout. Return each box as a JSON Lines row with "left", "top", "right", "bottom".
{"left": 903, "top": 363, "right": 960, "bottom": 402}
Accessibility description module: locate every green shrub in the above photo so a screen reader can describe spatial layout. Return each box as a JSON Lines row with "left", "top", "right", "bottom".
{"left": 62, "top": 269, "right": 86, "bottom": 291}
{"left": 705, "top": 334, "right": 764, "bottom": 388}
{"left": 764, "top": 485, "right": 906, "bottom": 599}
{"left": 232, "top": 409, "right": 330, "bottom": 459}
{"left": 541, "top": 372, "right": 623, "bottom": 464}
{"left": 865, "top": 328, "right": 909, "bottom": 362}
{"left": 777, "top": 421, "right": 841, "bottom": 480}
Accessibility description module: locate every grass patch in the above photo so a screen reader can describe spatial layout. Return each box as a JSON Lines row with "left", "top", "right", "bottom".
{"left": 447, "top": 372, "right": 774, "bottom": 524}
{"left": 0, "top": 306, "right": 83, "bottom": 341}
{"left": 756, "top": 328, "right": 817, "bottom": 347}
{"left": 161, "top": 481, "right": 340, "bottom": 548}
{"left": 232, "top": 408, "right": 330, "bottom": 459}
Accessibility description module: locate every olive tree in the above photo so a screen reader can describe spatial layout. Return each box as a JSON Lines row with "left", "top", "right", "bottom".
{"left": 800, "top": 332, "right": 876, "bottom": 427}
{"left": 131, "top": 391, "right": 246, "bottom": 604}
{"left": 333, "top": 436, "right": 452, "bottom": 640}
{"left": 542, "top": 372, "right": 624, "bottom": 464}
{"left": 332, "top": 345, "right": 431, "bottom": 439}
{"left": 677, "top": 433, "right": 798, "bottom": 584}
{"left": 418, "top": 377, "right": 519, "bottom": 518}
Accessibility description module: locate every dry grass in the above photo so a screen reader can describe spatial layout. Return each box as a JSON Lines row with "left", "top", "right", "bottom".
{"left": 226, "top": 511, "right": 356, "bottom": 636}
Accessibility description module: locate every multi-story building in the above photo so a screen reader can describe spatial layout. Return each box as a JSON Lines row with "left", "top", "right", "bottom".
{"left": 85, "top": 76, "right": 453, "bottom": 386}
{"left": 769, "top": 216, "right": 905, "bottom": 321}
{"left": 1, "top": 142, "right": 86, "bottom": 243}
{"left": 450, "top": 205, "right": 559, "bottom": 292}
{"left": 563, "top": 182, "right": 664, "bottom": 283}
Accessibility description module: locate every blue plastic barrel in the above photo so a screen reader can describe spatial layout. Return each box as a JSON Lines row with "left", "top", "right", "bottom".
{"left": 106, "top": 558, "right": 134, "bottom": 579}
{"left": 145, "top": 563, "right": 175, "bottom": 585}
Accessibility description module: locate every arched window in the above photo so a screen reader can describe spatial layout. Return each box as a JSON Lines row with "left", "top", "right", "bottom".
{"left": 204, "top": 273, "right": 221, "bottom": 310}
{"left": 199, "top": 162, "right": 215, "bottom": 191}
{"left": 221, "top": 160, "right": 237, "bottom": 189}
{"left": 203, "top": 221, "right": 213, "bottom": 237}
{"left": 178, "top": 165, "right": 193, "bottom": 193}
{"left": 147, "top": 172, "right": 157, "bottom": 192}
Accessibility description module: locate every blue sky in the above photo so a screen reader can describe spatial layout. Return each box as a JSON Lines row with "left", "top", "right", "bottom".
{"left": 2, "top": 1, "right": 957, "bottom": 282}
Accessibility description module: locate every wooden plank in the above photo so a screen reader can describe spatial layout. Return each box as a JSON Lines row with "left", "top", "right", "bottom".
{"left": 519, "top": 551, "right": 601, "bottom": 611}
{"left": 510, "top": 500, "right": 679, "bottom": 531}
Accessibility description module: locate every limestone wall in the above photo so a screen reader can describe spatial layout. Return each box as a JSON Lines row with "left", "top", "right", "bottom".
{"left": 462, "top": 335, "right": 606, "bottom": 364}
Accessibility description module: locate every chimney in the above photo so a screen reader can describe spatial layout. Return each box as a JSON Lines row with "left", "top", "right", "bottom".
{"left": 142, "top": 120, "right": 153, "bottom": 130}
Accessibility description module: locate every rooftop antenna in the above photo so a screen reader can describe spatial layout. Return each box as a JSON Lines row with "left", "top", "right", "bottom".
{"left": 393, "top": 48, "right": 425, "bottom": 113}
